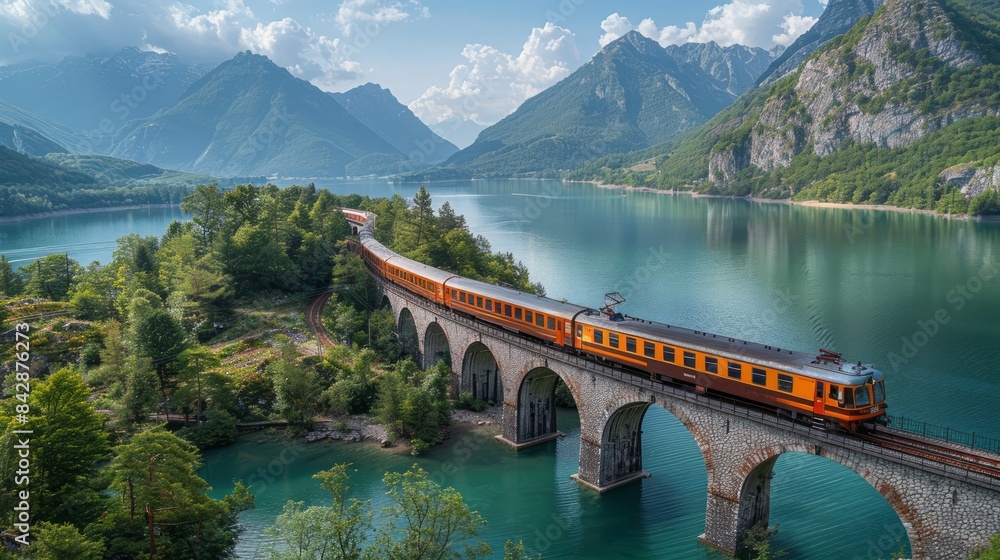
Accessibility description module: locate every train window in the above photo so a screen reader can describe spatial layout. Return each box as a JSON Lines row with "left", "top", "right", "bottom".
{"left": 477, "top": 297, "right": 483, "bottom": 308}
{"left": 485, "top": 300, "right": 493, "bottom": 311}
{"left": 855, "top": 386, "right": 871, "bottom": 407}
{"left": 873, "top": 380, "right": 885, "bottom": 403}
{"left": 644, "top": 341, "right": 655, "bottom": 358}
{"left": 609, "top": 333, "right": 619, "bottom": 348}
{"left": 451, "top": 291, "right": 457, "bottom": 301}
{"left": 515, "top": 308, "right": 522, "bottom": 320}
{"left": 460, "top": 292, "right": 466, "bottom": 303}
{"left": 578, "top": 325, "right": 583, "bottom": 338}
{"left": 626, "top": 338, "right": 636, "bottom": 353}
{"left": 525, "top": 310, "right": 533, "bottom": 323}
{"left": 684, "top": 352, "right": 696, "bottom": 368}
{"left": 751, "top": 368, "right": 767, "bottom": 386}
{"left": 843, "top": 388, "right": 854, "bottom": 408}
{"left": 706, "top": 357, "right": 718, "bottom": 374}
{"left": 663, "top": 346, "right": 675, "bottom": 362}
{"left": 728, "top": 362, "right": 741, "bottom": 379}
{"left": 504, "top": 305, "right": 512, "bottom": 317}
{"left": 778, "top": 374, "right": 793, "bottom": 392}
{"left": 594, "top": 330, "right": 604, "bottom": 344}
{"left": 536, "top": 314, "right": 545, "bottom": 327}
{"left": 829, "top": 385, "right": 840, "bottom": 400}
{"left": 547, "top": 317, "right": 556, "bottom": 330}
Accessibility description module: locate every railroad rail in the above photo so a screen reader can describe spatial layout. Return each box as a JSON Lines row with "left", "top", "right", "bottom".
{"left": 305, "top": 290, "right": 334, "bottom": 353}
{"left": 858, "top": 428, "right": 1000, "bottom": 480}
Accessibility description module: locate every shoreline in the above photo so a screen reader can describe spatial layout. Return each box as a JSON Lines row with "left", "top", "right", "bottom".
{"left": 0, "top": 204, "right": 181, "bottom": 223}
{"left": 574, "top": 179, "right": 1000, "bottom": 221}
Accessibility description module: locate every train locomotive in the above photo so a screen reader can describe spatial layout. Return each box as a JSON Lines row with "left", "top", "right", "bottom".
{"left": 346, "top": 209, "right": 887, "bottom": 432}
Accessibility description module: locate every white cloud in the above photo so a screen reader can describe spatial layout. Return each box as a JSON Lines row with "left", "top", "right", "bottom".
{"left": 0, "top": 0, "right": 113, "bottom": 21}
{"left": 409, "top": 22, "right": 580, "bottom": 126}
{"left": 164, "top": 1, "right": 362, "bottom": 88}
{"left": 599, "top": 13, "right": 634, "bottom": 47}
{"left": 335, "top": 0, "right": 428, "bottom": 35}
{"left": 772, "top": 13, "right": 818, "bottom": 46}
{"left": 599, "top": 0, "right": 818, "bottom": 49}
{"left": 242, "top": 18, "right": 362, "bottom": 86}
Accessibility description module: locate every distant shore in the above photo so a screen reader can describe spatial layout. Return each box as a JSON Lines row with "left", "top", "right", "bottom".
{"left": 0, "top": 204, "right": 181, "bottom": 224}
{"left": 576, "top": 179, "right": 998, "bottom": 221}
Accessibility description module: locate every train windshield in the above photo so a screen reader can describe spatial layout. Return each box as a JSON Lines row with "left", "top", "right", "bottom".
{"left": 855, "top": 386, "right": 871, "bottom": 407}
{"left": 873, "top": 380, "right": 886, "bottom": 403}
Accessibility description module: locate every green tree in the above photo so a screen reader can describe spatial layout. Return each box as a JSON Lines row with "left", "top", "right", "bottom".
{"left": 264, "top": 463, "right": 373, "bottom": 560}
{"left": 176, "top": 345, "right": 221, "bottom": 421}
{"left": 269, "top": 357, "right": 320, "bottom": 432}
{"left": 0, "top": 255, "right": 23, "bottom": 297}
{"left": 181, "top": 184, "right": 226, "bottom": 247}
{"left": 96, "top": 427, "right": 250, "bottom": 559}
{"left": 374, "top": 465, "right": 491, "bottom": 560}
{"left": 23, "top": 522, "right": 104, "bottom": 560}
{"left": 743, "top": 523, "right": 786, "bottom": 560}
{"left": 974, "top": 533, "right": 1000, "bottom": 560}
{"left": 24, "top": 253, "right": 76, "bottom": 300}
{"left": 27, "top": 369, "right": 109, "bottom": 522}
{"left": 129, "top": 306, "right": 187, "bottom": 394}
{"left": 503, "top": 540, "right": 542, "bottom": 560}
{"left": 116, "top": 356, "right": 161, "bottom": 431}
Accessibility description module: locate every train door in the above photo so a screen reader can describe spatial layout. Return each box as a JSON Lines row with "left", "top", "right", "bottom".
{"left": 813, "top": 381, "right": 825, "bottom": 415}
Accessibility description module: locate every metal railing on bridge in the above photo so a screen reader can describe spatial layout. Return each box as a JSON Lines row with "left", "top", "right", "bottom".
{"left": 888, "top": 416, "right": 1000, "bottom": 455}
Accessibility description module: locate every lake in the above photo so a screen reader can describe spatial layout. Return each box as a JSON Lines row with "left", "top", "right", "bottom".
{"left": 6, "top": 179, "right": 999, "bottom": 558}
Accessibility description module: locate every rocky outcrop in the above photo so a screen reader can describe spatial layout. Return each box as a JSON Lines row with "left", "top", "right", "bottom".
{"left": 939, "top": 164, "right": 1000, "bottom": 199}
{"left": 713, "top": 0, "right": 992, "bottom": 186}
{"left": 749, "top": 96, "right": 806, "bottom": 170}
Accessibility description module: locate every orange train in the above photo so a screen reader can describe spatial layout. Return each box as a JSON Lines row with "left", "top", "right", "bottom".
{"left": 344, "top": 209, "right": 887, "bottom": 431}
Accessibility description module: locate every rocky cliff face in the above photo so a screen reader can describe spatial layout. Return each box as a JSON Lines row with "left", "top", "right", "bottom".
{"left": 757, "top": 0, "right": 884, "bottom": 86}
{"left": 939, "top": 164, "right": 1000, "bottom": 198}
{"left": 710, "top": 0, "right": 994, "bottom": 186}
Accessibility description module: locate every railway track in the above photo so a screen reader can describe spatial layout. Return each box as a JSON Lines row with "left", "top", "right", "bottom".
{"left": 857, "top": 428, "right": 1000, "bottom": 479}
{"left": 305, "top": 290, "right": 334, "bottom": 352}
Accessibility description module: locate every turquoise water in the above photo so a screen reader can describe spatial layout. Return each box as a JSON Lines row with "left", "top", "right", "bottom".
{"left": 0, "top": 206, "right": 189, "bottom": 268}
{"left": 6, "top": 179, "right": 999, "bottom": 558}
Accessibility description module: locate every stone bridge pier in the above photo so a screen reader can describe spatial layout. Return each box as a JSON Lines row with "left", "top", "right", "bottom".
{"left": 378, "top": 281, "right": 1000, "bottom": 559}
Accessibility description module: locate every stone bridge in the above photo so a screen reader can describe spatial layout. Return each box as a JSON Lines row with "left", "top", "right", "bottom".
{"left": 374, "top": 279, "right": 1000, "bottom": 559}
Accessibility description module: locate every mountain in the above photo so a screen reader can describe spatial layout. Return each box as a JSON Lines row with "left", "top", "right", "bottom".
{"left": 42, "top": 153, "right": 217, "bottom": 186}
{"left": 665, "top": 42, "right": 777, "bottom": 96}
{"left": 0, "top": 144, "right": 94, "bottom": 186}
{"left": 654, "top": 0, "right": 1000, "bottom": 214}
{"left": 756, "top": 0, "right": 884, "bottom": 86}
{"left": 443, "top": 32, "right": 752, "bottom": 175}
{"left": 0, "top": 121, "right": 66, "bottom": 156}
{"left": 331, "top": 83, "right": 458, "bottom": 162}
{"left": 0, "top": 47, "right": 212, "bottom": 150}
{"left": 0, "top": 100, "right": 90, "bottom": 153}
{"left": 111, "top": 51, "right": 401, "bottom": 178}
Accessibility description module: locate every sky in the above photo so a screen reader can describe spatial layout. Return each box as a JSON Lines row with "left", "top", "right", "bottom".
{"left": 0, "top": 0, "right": 829, "bottom": 133}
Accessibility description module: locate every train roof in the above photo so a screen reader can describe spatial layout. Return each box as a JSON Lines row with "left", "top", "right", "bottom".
{"left": 446, "top": 275, "right": 591, "bottom": 319}
{"left": 577, "top": 312, "right": 882, "bottom": 386}
{"left": 361, "top": 232, "right": 459, "bottom": 285}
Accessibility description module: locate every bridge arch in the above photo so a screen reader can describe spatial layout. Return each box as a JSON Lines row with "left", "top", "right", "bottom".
{"left": 397, "top": 308, "right": 419, "bottom": 361}
{"left": 379, "top": 294, "right": 391, "bottom": 310}
{"left": 460, "top": 341, "right": 501, "bottom": 404}
{"left": 513, "top": 362, "right": 582, "bottom": 445}
{"left": 595, "top": 396, "right": 707, "bottom": 491}
{"left": 735, "top": 444, "right": 916, "bottom": 557}
{"left": 423, "top": 321, "right": 451, "bottom": 369}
